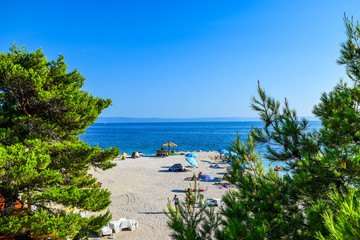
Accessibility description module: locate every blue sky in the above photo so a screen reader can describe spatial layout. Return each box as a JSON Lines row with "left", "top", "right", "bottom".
{"left": 1, "top": 1, "right": 360, "bottom": 118}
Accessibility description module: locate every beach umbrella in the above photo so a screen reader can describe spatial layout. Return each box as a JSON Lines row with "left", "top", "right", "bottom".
{"left": 228, "top": 162, "right": 250, "bottom": 168}
{"left": 162, "top": 141, "right": 178, "bottom": 151}
{"left": 230, "top": 152, "right": 238, "bottom": 157}
{"left": 185, "top": 157, "right": 198, "bottom": 168}
{"left": 200, "top": 174, "right": 214, "bottom": 181}
{"left": 219, "top": 149, "right": 229, "bottom": 155}
{"left": 185, "top": 153, "right": 198, "bottom": 158}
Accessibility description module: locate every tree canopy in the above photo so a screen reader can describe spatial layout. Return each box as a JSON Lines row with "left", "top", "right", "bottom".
{"left": 0, "top": 45, "right": 119, "bottom": 238}
{"left": 166, "top": 15, "right": 360, "bottom": 240}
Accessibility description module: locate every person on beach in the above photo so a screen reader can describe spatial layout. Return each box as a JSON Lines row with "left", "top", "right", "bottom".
{"left": 210, "top": 164, "right": 220, "bottom": 168}
{"left": 160, "top": 148, "right": 167, "bottom": 157}
{"left": 172, "top": 195, "right": 179, "bottom": 210}
{"left": 198, "top": 171, "right": 203, "bottom": 178}
{"left": 192, "top": 187, "right": 207, "bottom": 192}
{"left": 186, "top": 188, "right": 195, "bottom": 212}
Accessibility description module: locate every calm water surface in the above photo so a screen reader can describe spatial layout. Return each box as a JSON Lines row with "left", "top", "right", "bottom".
{"left": 79, "top": 121, "right": 321, "bottom": 169}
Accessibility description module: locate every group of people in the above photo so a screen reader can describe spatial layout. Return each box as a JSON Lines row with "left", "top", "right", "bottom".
{"left": 175, "top": 171, "right": 231, "bottom": 210}
{"left": 171, "top": 154, "right": 232, "bottom": 211}
{"left": 183, "top": 171, "right": 203, "bottom": 181}
{"left": 120, "top": 151, "right": 144, "bottom": 159}
{"left": 172, "top": 188, "right": 196, "bottom": 211}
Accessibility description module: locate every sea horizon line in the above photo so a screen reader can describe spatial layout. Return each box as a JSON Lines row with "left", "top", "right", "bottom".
{"left": 96, "top": 116, "right": 319, "bottom": 123}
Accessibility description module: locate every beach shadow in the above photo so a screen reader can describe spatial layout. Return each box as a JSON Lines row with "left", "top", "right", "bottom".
{"left": 171, "top": 189, "right": 186, "bottom": 193}
{"left": 158, "top": 170, "right": 188, "bottom": 173}
{"left": 140, "top": 211, "right": 166, "bottom": 215}
{"left": 216, "top": 172, "right": 228, "bottom": 175}
{"left": 200, "top": 160, "right": 218, "bottom": 164}
{"left": 209, "top": 167, "right": 225, "bottom": 169}
{"left": 87, "top": 231, "right": 101, "bottom": 239}
{"left": 160, "top": 166, "right": 171, "bottom": 168}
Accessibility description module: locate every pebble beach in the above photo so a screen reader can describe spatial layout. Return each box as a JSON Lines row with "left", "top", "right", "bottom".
{"left": 89, "top": 151, "right": 230, "bottom": 240}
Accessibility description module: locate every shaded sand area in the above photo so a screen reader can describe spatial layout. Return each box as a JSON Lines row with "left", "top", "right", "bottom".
{"left": 89, "top": 151, "right": 230, "bottom": 240}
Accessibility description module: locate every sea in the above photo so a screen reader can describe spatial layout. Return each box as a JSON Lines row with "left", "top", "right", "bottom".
{"left": 79, "top": 121, "right": 321, "bottom": 170}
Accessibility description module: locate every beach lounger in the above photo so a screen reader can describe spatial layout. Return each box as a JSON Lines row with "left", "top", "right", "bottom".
{"left": 30, "top": 205, "right": 37, "bottom": 211}
{"left": 118, "top": 218, "right": 138, "bottom": 231}
{"left": 72, "top": 209, "right": 80, "bottom": 215}
{"left": 62, "top": 209, "right": 74, "bottom": 215}
{"left": 108, "top": 218, "right": 139, "bottom": 233}
{"left": 79, "top": 210, "right": 88, "bottom": 217}
{"left": 109, "top": 221, "right": 122, "bottom": 233}
{"left": 98, "top": 224, "right": 112, "bottom": 237}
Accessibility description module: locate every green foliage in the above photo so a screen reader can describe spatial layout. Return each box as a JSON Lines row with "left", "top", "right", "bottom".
{"left": 217, "top": 133, "right": 307, "bottom": 240}
{"left": 315, "top": 188, "right": 360, "bottom": 240}
{"left": 165, "top": 179, "right": 220, "bottom": 240}
{"left": 166, "top": 15, "right": 360, "bottom": 240}
{"left": 0, "top": 44, "right": 119, "bottom": 238}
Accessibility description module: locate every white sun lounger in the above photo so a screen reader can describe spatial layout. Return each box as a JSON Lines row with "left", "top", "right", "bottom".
{"left": 109, "top": 221, "right": 121, "bottom": 233}
{"left": 79, "top": 210, "right": 88, "bottom": 217}
{"left": 72, "top": 209, "right": 80, "bottom": 215}
{"left": 98, "top": 224, "right": 112, "bottom": 237}
{"left": 108, "top": 218, "right": 139, "bottom": 233}
{"left": 125, "top": 219, "right": 138, "bottom": 231}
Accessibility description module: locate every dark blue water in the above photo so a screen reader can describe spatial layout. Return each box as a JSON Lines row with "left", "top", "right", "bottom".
{"left": 79, "top": 121, "right": 321, "bottom": 158}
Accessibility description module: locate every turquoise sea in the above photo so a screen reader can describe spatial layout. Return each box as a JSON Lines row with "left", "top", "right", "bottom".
{"left": 79, "top": 121, "right": 321, "bottom": 168}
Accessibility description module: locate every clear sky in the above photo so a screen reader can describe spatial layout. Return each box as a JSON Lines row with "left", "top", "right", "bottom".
{"left": 1, "top": 1, "right": 360, "bottom": 118}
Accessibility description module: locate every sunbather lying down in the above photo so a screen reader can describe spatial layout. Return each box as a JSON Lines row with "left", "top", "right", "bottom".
{"left": 210, "top": 164, "right": 220, "bottom": 168}
{"left": 214, "top": 182, "right": 231, "bottom": 188}
{"left": 184, "top": 176, "right": 198, "bottom": 181}
{"left": 185, "top": 165, "right": 195, "bottom": 168}
{"left": 191, "top": 187, "right": 207, "bottom": 192}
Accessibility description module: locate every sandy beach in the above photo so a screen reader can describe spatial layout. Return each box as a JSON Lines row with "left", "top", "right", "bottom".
{"left": 89, "top": 151, "right": 230, "bottom": 240}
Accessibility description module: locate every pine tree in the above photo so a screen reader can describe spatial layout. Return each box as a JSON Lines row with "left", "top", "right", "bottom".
{"left": 0, "top": 45, "right": 120, "bottom": 238}
{"left": 165, "top": 179, "right": 220, "bottom": 240}
{"left": 315, "top": 188, "right": 360, "bottom": 240}
{"left": 216, "top": 133, "right": 308, "bottom": 240}
{"left": 166, "top": 15, "right": 360, "bottom": 240}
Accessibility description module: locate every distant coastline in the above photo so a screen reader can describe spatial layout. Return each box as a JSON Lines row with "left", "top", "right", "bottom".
{"left": 96, "top": 116, "right": 318, "bottom": 123}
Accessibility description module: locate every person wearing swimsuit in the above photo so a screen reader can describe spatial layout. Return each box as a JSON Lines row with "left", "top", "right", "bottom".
{"left": 173, "top": 195, "right": 179, "bottom": 210}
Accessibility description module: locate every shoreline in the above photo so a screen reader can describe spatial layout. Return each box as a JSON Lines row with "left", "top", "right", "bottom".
{"left": 120, "top": 150, "right": 220, "bottom": 158}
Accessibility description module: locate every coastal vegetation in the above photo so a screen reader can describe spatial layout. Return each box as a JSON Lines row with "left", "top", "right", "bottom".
{"left": 166, "top": 15, "right": 360, "bottom": 239}
{"left": 0, "top": 45, "right": 119, "bottom": 238}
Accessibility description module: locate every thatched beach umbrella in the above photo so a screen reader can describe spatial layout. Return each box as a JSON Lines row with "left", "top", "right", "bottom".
{"left": 162, "top": 141, "right": 178, "bottom": 151}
